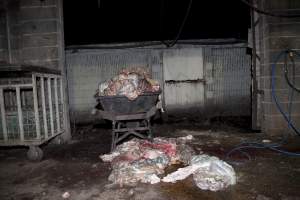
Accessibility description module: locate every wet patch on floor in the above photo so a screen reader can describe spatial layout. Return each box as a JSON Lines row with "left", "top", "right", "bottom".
{"left": 1, "top": 120, "right": 300, "bottom": 200}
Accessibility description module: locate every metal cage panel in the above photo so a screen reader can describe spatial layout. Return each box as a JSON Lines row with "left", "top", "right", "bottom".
{"left": 0, "top": 73, "right": 65, "bottom": 146}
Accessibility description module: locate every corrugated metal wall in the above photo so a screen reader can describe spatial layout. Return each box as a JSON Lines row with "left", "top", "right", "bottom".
{"left": 204, "top": 47, "right": 251, "bottom": 116}
{"left": 65, "top": 45, "right": 251, "bottom": 123}
{"left": 66, "top": 49, "right": 161, "bottom": 123}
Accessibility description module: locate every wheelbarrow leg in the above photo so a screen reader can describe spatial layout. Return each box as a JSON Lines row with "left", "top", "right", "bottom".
{"left": 146, "top": 118, "right": 153, "bottom": 142}
{"left": 111, "top": 121, "right": 116, "bottom": 151}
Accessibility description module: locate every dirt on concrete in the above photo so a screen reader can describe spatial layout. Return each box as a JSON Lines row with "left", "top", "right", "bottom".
{"left": 0, "top": 117, "right": 300, "bottom": 200}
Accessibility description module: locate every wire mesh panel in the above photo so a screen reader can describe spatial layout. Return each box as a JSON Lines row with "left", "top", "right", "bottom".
{"left": 6, "top": 112, "right": 19, "bottom": 140}
{"left": 23, "top": 110, "right": 36, "bottom": 140}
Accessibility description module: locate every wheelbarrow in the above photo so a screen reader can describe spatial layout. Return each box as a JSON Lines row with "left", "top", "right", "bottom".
{"left": 95, "top": 91, "right": 160, "bottom": 151}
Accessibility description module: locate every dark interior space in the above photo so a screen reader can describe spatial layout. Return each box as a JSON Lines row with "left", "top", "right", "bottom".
{"left": 1, "top": 0, "right": 300, "bottom": 200}
{"left": 63, "top": 0, "right": 250, "bottom": 45}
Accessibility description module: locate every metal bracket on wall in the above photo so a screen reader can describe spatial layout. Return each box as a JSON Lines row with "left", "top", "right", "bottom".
{"left": 165, "top": 79, "right": 206, "bottom": 84}
{"left": 254, "top": 89, "right": 264, "bottom": 95}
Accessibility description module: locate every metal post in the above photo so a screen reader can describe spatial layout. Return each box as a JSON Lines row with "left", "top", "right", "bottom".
{"left": 251, "top": 0, "right": 258, "bottom": 130}
{"left": 47, "top": 78, "right": 54, "bottom": 136}
{"left": 32, "top": 75, "right": 41, "bottom": 139}
{"left": 59, "top": 78, "right": 64, "bottom": 128}
{"left": 0, "top": 88, "right": 8, "bottom": 141}
{"left": 54, "top": 78, "right": 61, "bottom": 132}
{"left": 16, "top": 87, "right": 24, "bottom": 141}
{"left": 57, "top": 0, "right": 71, "bottom": 141}
{"left": 21, "top": 90, "right": 25, "bottom": 107}
{"left": 111, "top": 121, "right": 116, "bottom": 151}
{"left": 41, "top": 77, "right": 48, "bottom": 138}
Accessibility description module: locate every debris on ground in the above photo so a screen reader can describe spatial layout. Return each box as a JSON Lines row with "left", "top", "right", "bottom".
{"left": 100, "top": 135, "right": 236, "bottom": 191}
{"left": 96, "top": 67, "right": 160, "bottom": 100}
{"left": 262, "top": 139, "right": 272, "bottom": 143}
{"left": 256, "top": 194, "right": 272, "bottom": 200}
{"left": 62, "top": 191, "right": 70, "bottom": 199}
{"left": 177, "top": 134, "right": 194, "bottom": 142}
{"left": 100, "top": 151, "right": 121, "bottom": 162}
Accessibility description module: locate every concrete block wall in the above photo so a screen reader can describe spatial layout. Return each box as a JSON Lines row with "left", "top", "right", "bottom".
{"left": 7, "top": 0, "right": 21, "bottom": 63}
{"left": 19, "top": 0, "right": 61, "bottom": 69}
{"left": 259, "top": 0, "right": 300, "bottom": 135}
{"left": 0, "top": 0, "right": 63, "bottom": 70}
{"left": 0, "top": 1, "right": 8, "bottom": 63}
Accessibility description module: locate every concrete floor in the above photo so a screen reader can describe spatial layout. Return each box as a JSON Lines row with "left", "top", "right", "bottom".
{"left": 0, "top": 118, "right": 300, "bottom": 200}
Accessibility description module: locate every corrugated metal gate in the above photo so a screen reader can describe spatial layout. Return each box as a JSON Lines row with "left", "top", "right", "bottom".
{"left": 65, "top": 44, "right": 251, "bottom": 123}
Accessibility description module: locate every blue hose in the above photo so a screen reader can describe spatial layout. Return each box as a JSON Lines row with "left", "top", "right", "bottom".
{"left": 271, "top": 50, "right": 300, "bottom": 136}
{"left": 226, "top": 49, "right": 300, "bottom": 160}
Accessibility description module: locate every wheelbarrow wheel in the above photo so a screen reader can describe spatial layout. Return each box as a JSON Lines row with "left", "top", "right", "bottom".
{"left": 27, "top": 146, "right": 43, "bottom": 161}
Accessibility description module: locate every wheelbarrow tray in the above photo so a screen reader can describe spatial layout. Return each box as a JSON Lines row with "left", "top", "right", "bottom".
{"left": 96, "top": 91, "right": 160, "bottom": 114}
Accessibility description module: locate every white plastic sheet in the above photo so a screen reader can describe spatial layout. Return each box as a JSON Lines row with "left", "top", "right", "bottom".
{"left": 162, "top": 154, "right": 236, "bottom": 191}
